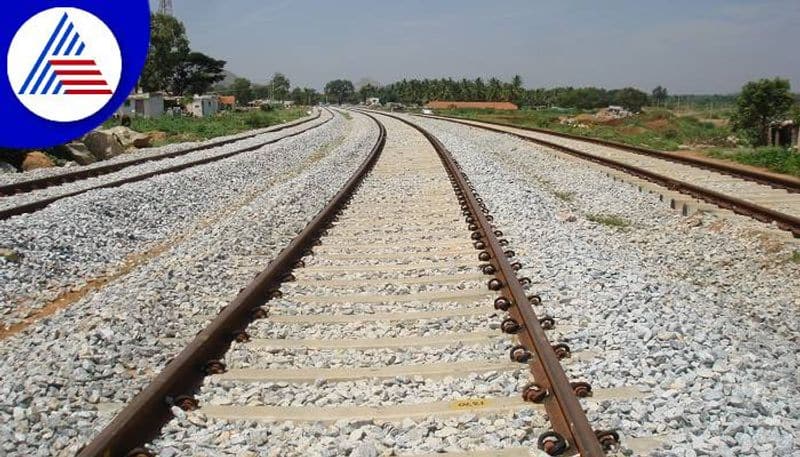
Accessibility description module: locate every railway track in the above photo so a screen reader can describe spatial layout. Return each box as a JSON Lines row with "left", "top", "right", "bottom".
{"left": 0, "top": 110, "right": 322, "bottom": 198}
{"left": 416, "top": 114, "right": 800, "bottom": 237}
{"left": 74, "top": 112, "right": 651, "bottom": 456}
{"left": 0, "top": 109, "right": 333, "bottom": 220}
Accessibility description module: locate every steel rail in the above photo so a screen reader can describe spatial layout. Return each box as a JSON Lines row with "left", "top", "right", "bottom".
{"left": 421, "top": 113, "right": 800, "bottom": 193}
{"left": 0, "top": 110, "right": 322, "bottom": 198}
{"left": 375, "top": 110, "right": 610, "bottom": 456}
{"left": 0, "top": 110, "right": 334, "bottom": 221}
{"left": 418, "top": 114, "right": 800, "bottom": 237}
{"left": 75, "top": 112, "right": 386, "bottom": 457}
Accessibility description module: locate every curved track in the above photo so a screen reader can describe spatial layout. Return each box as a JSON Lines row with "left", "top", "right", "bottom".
{"left": 0, "top": 110, "right": 322, "bottom": 198}
{"left": 417, "top": 114, "right": 800, "bottom": 237}
{"left": 0, "top": 109, "right": 334, "bottom": 220}
{"left": 75, "top": 112, "right": 644, "bottom": 456}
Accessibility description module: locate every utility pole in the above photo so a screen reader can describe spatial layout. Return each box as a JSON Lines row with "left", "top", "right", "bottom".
{"left": 158, "top": 0, "right": 174, "bottom": 16}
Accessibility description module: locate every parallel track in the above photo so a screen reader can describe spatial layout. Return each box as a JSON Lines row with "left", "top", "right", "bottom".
{"left": 0, "top": 109, "right": 333, "bottom": 221}
{"left": 417, "top": 114, "right": 800, "bottom": 237}
{"left": 77, "top": 111, "right": 621, "bottom": 456}
{"left": 0, "top": 110, "right": 322, "bottom": 198}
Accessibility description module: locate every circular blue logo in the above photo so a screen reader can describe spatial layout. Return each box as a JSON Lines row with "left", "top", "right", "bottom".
{"left": 1, "top": 1, "right": 150, "bottom": 148}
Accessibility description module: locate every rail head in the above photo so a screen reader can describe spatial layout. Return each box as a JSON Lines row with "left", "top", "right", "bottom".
{"left": 372, "top": 109, "right": 612, "bottom": 456}
{"left": 75, "top": 111, "right": 386, "bottom": 457}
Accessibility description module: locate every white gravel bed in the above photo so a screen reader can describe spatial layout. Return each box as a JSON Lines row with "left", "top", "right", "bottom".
{"left": 150, "top": 409, "right": 547, "bottom": 456}
{"left": 0, "top": 111, "right": 320, "bottom": 186}
{"left": 200, "top": 369, "right": 527, "bottom": 408}
{"left": 223, "top": 339, "right": 512, "bottom": 369}
{"left": 0, "top": 113, "right": 342, "bottom": 328}
{"left": 251, "top": 314, "right": 497, "bottom": 340}
{"left": 407, "top": 114, "right": 800, "bottom": 456}
{"left": 0, "top": 112, "right": 332, "bottom": 211}
{"left": 0, "top": 112, "right": 379, "bottom": 456}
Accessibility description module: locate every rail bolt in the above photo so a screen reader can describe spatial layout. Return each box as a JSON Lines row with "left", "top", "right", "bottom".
{"left": 465, "top": 216, "right": 475, "bottom": 224}
{"left": 519, "top": 277, "right": 532, "bottom": 286}
{"left": 522, "top": 383, "right": 549, "bottom": 403}
{"left": 476, "top": 197, "right": 484, "bottom": 203}
{"left": 487, "top": 279, "right": 503, "bottom": 291}
{"left": 504, "top": 250, "right": 516, "bottom": 258}
{"left": 481, "top": 208, "right": 490, "bottom": 214}
{"left": 202, "top": 360, "right": 227, "bottom": 375}
{"left": 493, "top": 230, "right": 503, "bottom": 237}
{"left": 527, "top": 294, "right": 542, "bottom": 305}
{"left": 486, "top": 215, "right": 494, "bottom": 222}
{"left": 570, "top": 381, "right": 593, "bottom": 398}
{"left": 482, "top": 264, "right": 497, "bottom": 275}
{"left": 282, "top": 273, "right": 296, "bottom": 283}
{"left": 498, "top": 239, "right": 509, "bottom": 247}
{"left": 473, "top": 241, "right": 486, "bottom": 250}
{"left": 293, "top": 260, "right": 306, "bottom": 269}
{"left": 501, "top": 318, "right": 521, "bottom": 334}
{"left": 251, "top": 307, "right": 268, "bottom": 320}
{"left": 552, "top": 343, "right": 572, "bottom": 360}
{"left": 510, "top": 345, "right": 532, "bottom": 363}
{"left": 268, "top": 290, "right": 283, "bottom": 300}
{"left": 174, "top": 395, "right": 199, "bottom": 411}
{"left": 539, "top": 316, "right": 556, "bottom": 330}
{"left": 234, "top": 331, "right": 251, "bottom": 344}
{"left": 510, "top": 262, "right": 523, "bottom": 271}
{"left": 596, "top": 430, "right": 621, "bottom": 451}
{"left": 494, "top": 297, "right": 512, "bottom": 311}
{"left": 478, "top": 251, "right": 492, "bottom": 262}
{"left": 125, "top": 448, "right": 156, "bottom": 457}
{"left": 468, "top": 223, "right": 479, "bottom": 231}
{"left": 537, "top": 431, "right": 569, "bottom": 455}
{"left": 471, "top": 232, "right": 483, "bottom": 241}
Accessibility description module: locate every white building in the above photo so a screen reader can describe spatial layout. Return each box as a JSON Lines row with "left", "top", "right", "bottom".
{"left": 117, "top": 92, "right": 165, "bottom": 118}
{"left": 187, "top": 95, "right": 219, "bottom": 117}
{"left": 366, "top": 97, "right": 381, "bottom": 107}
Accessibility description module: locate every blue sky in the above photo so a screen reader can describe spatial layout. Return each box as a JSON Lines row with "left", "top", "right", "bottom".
{"left": 149, "top": 0, "right": 800, "bottom": 93}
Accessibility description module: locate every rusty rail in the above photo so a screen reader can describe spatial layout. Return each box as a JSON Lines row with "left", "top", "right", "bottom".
{"left": 423, "top": 114, "right": 800, "bottom": 193}
{"left": 75, "top": 112, "right": 386, "bottom": 457}
{"left": 420, "top": 114, "right": 800, "bottom": 237}
{"left": 0, "top": 110, "right": 333, "bottom": 221}
{"left": 378, "top": 110, "right": 612, "bottom": 456}
{"left": 0, "top": 110, "right": 322, "bottom": 198}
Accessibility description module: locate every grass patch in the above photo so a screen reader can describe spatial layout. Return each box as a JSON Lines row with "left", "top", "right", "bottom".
{"left": 340, "top": 111, "right": 353, "bottom": 120}
{"left": 707, "top": 147, "right": 800, "bottom": 178}
{"left": 586, "top": 213, "right": 630, "bottom": 228}
{"left": 553, "top": 191, "right": 575, "bottom": 202}
{"left": 102, "top": 108, "right": 307, "bottom": 146}
{"left": 791, "top": 251, "right": 800, "bottom": 264}
{"left": 435, "top": 107, "right": 732, "bottom": 152}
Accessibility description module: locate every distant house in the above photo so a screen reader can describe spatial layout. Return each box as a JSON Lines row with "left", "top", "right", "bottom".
{"left": 218, "top": 95, "right": 236, "bottom": 110}
{"left": 366, "top": 97, "right": 381, "bottom": 107}
{"left": 117, "top": 92, "right": 165, "bottom": 118}
{"left": 425, "top": 101, "right": 518, "bottom": 111}
{"left": 187, "top": 95, "right": 219, "bottom": 117}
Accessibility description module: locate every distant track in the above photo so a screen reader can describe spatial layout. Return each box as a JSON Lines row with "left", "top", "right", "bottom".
{"left": 0, "top": 109, "right": 333, "bottom": 221}
{"left": 415, "top": 113, "right": 800, "bottom": 237}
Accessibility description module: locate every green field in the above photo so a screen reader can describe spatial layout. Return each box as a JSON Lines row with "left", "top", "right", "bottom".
{"left": 103, "top": 107, "right": 308, "bottom": 146}
{"left": 435, "top": 108, "right": 800, "bottom": 177}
